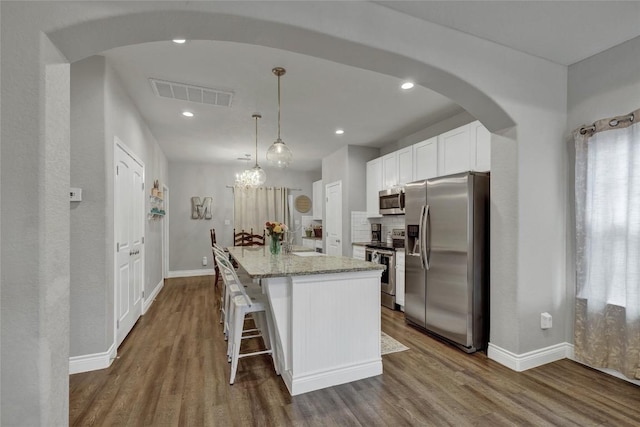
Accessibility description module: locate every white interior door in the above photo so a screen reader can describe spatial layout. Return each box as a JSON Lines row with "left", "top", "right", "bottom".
{"left": 115, "top": 141, "right": 144, "bottom": 347}
{"left": 325, "top": 181, "right": 342, "bottom": 256}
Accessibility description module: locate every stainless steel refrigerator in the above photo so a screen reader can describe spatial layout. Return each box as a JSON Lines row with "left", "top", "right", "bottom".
{"left": 404, "top": 172, "right": 489, "bottom": 353}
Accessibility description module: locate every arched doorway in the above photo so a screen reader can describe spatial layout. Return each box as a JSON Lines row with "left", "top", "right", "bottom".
{"left": 3, "top": 3, "right": 535, "bottom": 424}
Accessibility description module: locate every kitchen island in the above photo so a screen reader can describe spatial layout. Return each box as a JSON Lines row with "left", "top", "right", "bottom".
{"left": 227, "top": 246, "right": 385, "bottom": 395}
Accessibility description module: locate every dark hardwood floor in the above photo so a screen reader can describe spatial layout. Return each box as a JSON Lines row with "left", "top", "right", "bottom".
{"left": 70, "top": 276, "right": 640, "bottom": 426}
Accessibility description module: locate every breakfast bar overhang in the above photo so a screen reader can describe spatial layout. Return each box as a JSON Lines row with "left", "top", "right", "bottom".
{"left": 227, "top": 247, "right": 385, "bottom": 395}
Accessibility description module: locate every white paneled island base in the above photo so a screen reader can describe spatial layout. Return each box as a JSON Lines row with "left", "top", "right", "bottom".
{"left": 227, "top": 247, "right": 384, "bottom": 395}
{"left": 264, "top": 270, "right": 382, "bottom": 395}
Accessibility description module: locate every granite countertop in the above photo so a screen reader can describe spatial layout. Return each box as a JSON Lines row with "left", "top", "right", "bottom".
{"left": 227, "top": 246, "right": 385, "bottom": 279}
{"left": 351, "top": 242, "right": 370, "bottom": 247}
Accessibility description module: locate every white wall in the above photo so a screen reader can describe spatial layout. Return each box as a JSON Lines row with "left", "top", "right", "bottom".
{"left": 322, "top": 146, "right": 380, "bottom": 255}
{"left": 565, "top": 35, "right": 640, "bottom": 343}
{"left": 69, "top": 55, "right": 168, "bottom": 358}
{"left": 168, "top": 162, "right": 316, "bottom": 273}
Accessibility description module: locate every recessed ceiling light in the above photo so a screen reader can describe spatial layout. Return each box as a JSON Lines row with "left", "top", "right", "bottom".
{"left": 401, "top": 82, "right": 415, "bottom": 90}
{"left": 182, "top": 111, "right": 194, "bottom": 118}
{"left": 335, "top": 129, "right": 345, "bottom": 135}
{"left": 172, "top": 39, "right": 187, "bottom": 44}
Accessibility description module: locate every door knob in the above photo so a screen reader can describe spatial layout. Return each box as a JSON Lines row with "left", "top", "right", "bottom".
{"left": 336, "top": 239, "right": 341, "bottom": 243}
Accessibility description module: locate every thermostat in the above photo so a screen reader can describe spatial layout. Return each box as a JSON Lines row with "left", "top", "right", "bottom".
{"left": 70, "top": 188, "right": 83, "bottom": 202}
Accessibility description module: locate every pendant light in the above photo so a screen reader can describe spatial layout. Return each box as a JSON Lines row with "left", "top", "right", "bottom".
{"left": 266, "top": 67, "right": 293, "bottom": 168}
{"left": 236, "top": 114, "right": 267, "bottom": 187}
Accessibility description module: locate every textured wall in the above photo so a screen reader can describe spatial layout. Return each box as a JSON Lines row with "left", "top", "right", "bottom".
{"left": 69, "top": 56, "right": 168, "bottom": 358}
{"left": 70, "top": 56, "right": 109, "bottom": 356}
{"left": 168, "top": 162, "right": 315, "bottom": 272}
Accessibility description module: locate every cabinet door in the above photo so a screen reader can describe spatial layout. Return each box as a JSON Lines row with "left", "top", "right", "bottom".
{"left": 413, "top": 136, "right": 438, "bottom": 180}
{"left": 471, "top": 121, "right": 491, "bottom": 172}
{"left": 302, "top": 238, "right": 315, "bottom": 248}
{"left": 397, "top": 147, "right": 413, "bottom": 186}
{"left": 312, "top": 180, "right": 323, "bottom": 220}
{"left": 382, "top": 152, "right": 398, "bottom": 189}
{"left": 395, "top": 251, "right": 405, "bottom": 309}
{"left": 438, "top": 123, "right": 472, "bottom": 176}
{"left": 366, "top": 158, "right": 382, "bottom": 217}
{"left": 352, "top": 245, "right": 365, "bottom": 260}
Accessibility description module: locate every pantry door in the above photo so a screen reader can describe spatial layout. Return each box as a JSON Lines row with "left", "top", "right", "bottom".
{"left": 325, "top": 181, "right": 343, "bottom": 256}
{"left": 115, "top": 139, "right": 145, "bottom": 347}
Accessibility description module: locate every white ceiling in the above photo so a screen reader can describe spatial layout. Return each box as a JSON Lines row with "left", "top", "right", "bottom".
{"left": 101, "top": 1, "right": 640, "bottom": 173}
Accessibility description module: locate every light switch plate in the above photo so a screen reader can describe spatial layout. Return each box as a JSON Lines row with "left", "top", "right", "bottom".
{"left": 70, "top": 188, "right": 82, "bottom": 202}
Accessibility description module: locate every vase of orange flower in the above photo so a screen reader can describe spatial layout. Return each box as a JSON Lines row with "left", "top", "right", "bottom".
{"left": 265, "top": 221, "right": 288, "bottom": 255}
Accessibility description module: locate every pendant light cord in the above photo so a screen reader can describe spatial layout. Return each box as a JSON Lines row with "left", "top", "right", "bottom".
{"left": 277, "top": 73, "right": 281, "bottom": 141}
{"left": 255, "top": 115, "right": 259, "bottom": 167}
{"left": 252, "top": 113, "right": 261, "bottom": 167}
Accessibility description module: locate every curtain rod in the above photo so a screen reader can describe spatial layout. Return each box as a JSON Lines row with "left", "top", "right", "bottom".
{"left": 226, "top": 186, "right": 302, "bottom": 191}
{"left": 578, "top": 110, "right": 636, "bottom": 136}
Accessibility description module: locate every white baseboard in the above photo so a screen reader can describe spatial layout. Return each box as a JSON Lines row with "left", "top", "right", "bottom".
{"left": 286, "top": 359, "right": 383, "bottom": 396}
{"left": 167, "top": 269, "right": 215, "bottom": 278}
{"left": 488, "top": 342, "right": 572, "bottom": 372}
{"left": 69, "top": 342, "right": 116, "bottom": 375}
{"left": 142, "top": 279, "right": 164, "bottom": 314}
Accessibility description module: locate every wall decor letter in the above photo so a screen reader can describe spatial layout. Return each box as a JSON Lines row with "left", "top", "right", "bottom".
{"left": 191, "top": 197, "right": 213, "bottom": 220}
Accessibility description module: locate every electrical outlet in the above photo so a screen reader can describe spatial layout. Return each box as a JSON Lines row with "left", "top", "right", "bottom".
{"left": 202, "top": 256, "right": 208, "bottom": 266}
{"left": 541, "top": 312, "right": 552, "bottom": 329}
{"left": 224, "top": 219, "right": 231, "bottom": 225}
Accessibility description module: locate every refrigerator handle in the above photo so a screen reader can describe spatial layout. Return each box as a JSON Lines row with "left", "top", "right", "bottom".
{"left": 425, "top": 204, "right": 431, "bottom": 269}
{"left": 419, "top": 205, "right": 428, "bottom": 270}
{"left": 422, "top": 204, "right": 430, "bottom": 270}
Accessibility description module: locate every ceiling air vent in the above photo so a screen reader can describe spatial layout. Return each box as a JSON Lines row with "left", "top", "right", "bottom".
{"left": 148, "top": 78, "right": 234, "bottom": 108}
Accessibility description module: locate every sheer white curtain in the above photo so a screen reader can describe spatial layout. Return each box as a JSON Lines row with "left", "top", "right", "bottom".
{"left": 574, "top": 108, "right": 640, "bottom": 380}
{"left": 233, "top": 186, "right": 288, "bottom": 235}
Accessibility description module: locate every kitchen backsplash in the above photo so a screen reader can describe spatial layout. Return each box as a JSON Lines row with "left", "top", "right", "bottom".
{"left": 351, "top": 211, "right": 405, "bottom": 243}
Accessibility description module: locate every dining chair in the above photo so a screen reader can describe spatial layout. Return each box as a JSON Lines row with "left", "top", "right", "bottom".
{"left": 233, "top": 228, "right": 266, "bottom": 246}
{"left": 217, "top": 260, "right": 279, "bottom": 384}
{"left": 210, "top": 228, "right": 220, "bottom": 287}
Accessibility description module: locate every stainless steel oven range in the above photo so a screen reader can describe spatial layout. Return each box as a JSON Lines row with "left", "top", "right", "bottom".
{"left": 365, "top": 246, "right": 396, "bottom": 309}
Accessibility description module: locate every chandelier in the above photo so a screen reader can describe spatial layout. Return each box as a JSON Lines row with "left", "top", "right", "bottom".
{"left": 235, "top": 114, "right": 267, "bottom": 187}
{"left": 266, "top": 67, "right": 293, "bottom": 168}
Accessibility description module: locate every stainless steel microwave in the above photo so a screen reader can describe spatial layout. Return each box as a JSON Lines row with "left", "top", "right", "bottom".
{"left": 379, "top": 188, "right": 405, "bottom": 215}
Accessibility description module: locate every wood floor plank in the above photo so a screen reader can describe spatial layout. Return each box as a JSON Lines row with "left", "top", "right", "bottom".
{"left": 70, "top": 276, "right": 640, "bottom": 426}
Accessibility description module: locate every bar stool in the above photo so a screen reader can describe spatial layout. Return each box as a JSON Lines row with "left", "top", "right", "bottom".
{"left": 212, "top": 247, "right": 259, "bottom": 340}
{"left": 217, "top": 261, "right": 279, "bottom": 384}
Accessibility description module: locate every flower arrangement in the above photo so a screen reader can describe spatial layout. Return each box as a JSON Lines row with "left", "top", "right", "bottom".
{"left": 265, "top": 221, "right": 288, "bottom": 255}
{"left": 265, "top": 221, "right": 288, "bottom": 236}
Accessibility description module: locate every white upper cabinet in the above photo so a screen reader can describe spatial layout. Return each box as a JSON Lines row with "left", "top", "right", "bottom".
{"left": 397, "top": 146, "right": 413, "bottom": 186}
{"left": 437, "top": 121, "right": 491, "bottom": 175}
{"left": 471, "top": 121, "right": 491, "bottom": 172}
{"left": 382, "top": 147, "right": 413, "bottom": 189}
{"left": 365, "top": 121, "right": 489, "bottom": 207}
{"left": 366, "top": 158, "right": 383, "bottom": 217}
{"left": 382, "top": 152, "right": 398, "bottom": 189}
{"left": 312, "top": 180, "right": 323, "bottom": 220}
{"left": 438, "top": 123, "right": 472, "bottom": 176}
{"left": 413, "top": 136, "right": 438, "bottom": 181}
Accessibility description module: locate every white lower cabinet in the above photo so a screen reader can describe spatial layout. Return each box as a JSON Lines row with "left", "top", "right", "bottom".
{"left": 395, "top": 251, "right": 405, "bottom": 310}
{"left": 352, "top": 245, "right": 365, "bottom": 260}
{"left": 302, "top": 238, "right": 315, "bottom": 249}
